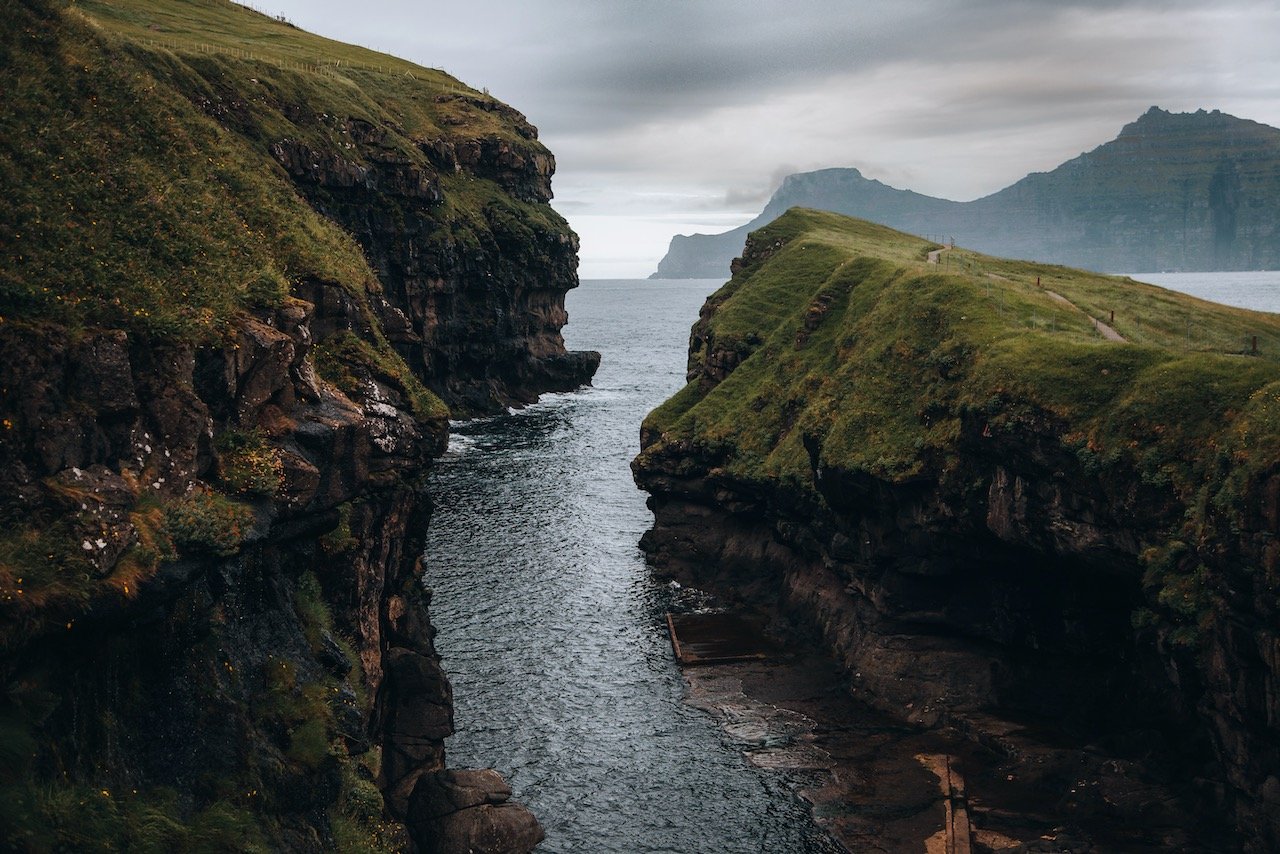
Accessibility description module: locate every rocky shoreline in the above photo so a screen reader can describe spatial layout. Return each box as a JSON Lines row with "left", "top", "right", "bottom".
{"left": 666, "top": 587, "right": 1227, "bottom": 853}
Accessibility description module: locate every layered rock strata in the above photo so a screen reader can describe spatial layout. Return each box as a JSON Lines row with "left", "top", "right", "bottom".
{"left": 635, "top": 209, "right": 1280, "bottom": 851}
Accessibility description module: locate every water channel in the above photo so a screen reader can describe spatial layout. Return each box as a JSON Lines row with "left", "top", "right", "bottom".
{"left": 424, "top": 278, "right": 839, "bottom": 853}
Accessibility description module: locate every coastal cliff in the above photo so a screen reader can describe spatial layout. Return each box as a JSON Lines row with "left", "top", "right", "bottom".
{"left": 635, "top": 209, "right": 1280, "bottom": 850}
{"left": 653, "top": 107, "right": 1280, "bottom": 278}
{"left": 0, "top": 0, "right": 594, "bottom": 849}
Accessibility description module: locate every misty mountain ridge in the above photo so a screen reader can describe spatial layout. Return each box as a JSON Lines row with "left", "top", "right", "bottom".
{"left": 652, "top": 107, "right": 1280, "bottom": 277}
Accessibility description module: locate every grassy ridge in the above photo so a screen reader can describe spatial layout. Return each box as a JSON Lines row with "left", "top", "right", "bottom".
{"left": 2, "top": 0, "right": 371, "bottom": 337}
{"left": 75, "top": 0, "right": 521, "bottom": 141}
{"left": 643, "top": 208, "right": 1280, "bottom": 494}
{"left": 1, "top": 0, "right": 566, "bottom": 340}
{"left": 640, "top": 207, "right": 1280, "bottom": 652}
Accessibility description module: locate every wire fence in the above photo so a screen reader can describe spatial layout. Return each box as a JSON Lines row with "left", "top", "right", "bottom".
{"left": 924, "top": 233, "right": 1268, "bottom": 355}
{"left": 136, "top": 1, "right": 451, "bottom": 80}
{"left": 141, "top": 37, "right": 423, "bottom": 80}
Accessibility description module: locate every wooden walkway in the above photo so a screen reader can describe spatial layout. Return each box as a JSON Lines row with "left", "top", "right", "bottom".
{"left": 917, "top": 754, "right": 973, "bottom": 854}
{"left": 666, "top": 612, "right": 774, "bottom": 666}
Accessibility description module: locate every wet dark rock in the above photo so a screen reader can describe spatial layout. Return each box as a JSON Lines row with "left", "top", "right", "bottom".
{"left": 411, "top": 769, "right": 513, "bottom": 819}
{"left": 409, "top": 770, "right": 544, "bottom": 854}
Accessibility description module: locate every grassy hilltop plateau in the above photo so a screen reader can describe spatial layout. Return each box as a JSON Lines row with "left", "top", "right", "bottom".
{"left": 653, "top": 107, "right": 1280, "bottom": 278}
{"left": 635, "top": 209, "right": 1280, "bottom": 851}
{"left": 0, "top": 0, "right": 595, "bottom": 850}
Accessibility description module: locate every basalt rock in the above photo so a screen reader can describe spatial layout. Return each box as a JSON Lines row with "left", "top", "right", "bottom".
{"left": 262, "top": 98, "right": 597, "bottom": 417}
{"left": 408, "top": 770, "right": 544, "bottom": 854}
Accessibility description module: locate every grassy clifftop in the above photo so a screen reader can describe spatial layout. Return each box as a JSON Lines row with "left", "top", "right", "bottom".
{"left": 643, "top": 208, "right": 1280, "bottom": 497}
{"left": 2, "top": 0, "right": 563, "bottom": 342}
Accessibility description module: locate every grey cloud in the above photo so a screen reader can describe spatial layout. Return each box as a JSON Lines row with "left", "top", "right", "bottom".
{"left": 264, "top": 0, "right": 1280, "bottom": 274}
{"left": 270, "top": 0, "right": 1271, "bottom": 138}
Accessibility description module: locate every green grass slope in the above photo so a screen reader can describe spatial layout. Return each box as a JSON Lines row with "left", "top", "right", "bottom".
{"left": 636, "top": 209, "right": 1280, "bottom": 848}
{"left": 0, "top": 0, "right": 592, "bottom": 622}
{"left": 0, "top": 0, "right": 481, "bottom": 628}
{"left": 644, "top": 208, "right": 1280, "bottom": 495}
{"left": 640, "top": 207, "right": 1280, "bottom": 657}
{"left": 1, "top": 0, "right": 562, "bottom": 343}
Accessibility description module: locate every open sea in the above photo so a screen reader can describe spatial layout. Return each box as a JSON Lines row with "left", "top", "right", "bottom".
{"left": 422, "top": 271, "right": 1279, "bottom": 852}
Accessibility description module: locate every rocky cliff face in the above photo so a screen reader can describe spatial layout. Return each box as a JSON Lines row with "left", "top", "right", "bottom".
{"left": 0, "top": 0, "right": 591, "bottom": 849}
{"left": 267, "top": 107, "right": 599, "bottom": 415}
{"left": 653, "top": 107, "right": 1280, "bottom": 278}
{"left": 635, "top": 210, "right": 1280, "bottom": 851}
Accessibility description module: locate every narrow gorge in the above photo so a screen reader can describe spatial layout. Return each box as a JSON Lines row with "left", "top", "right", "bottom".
{"left": 635, "top": 209, "right": 1280, "bottom": 852}
{"left": 0, "top": 1, "right": 595, "bottom": 850}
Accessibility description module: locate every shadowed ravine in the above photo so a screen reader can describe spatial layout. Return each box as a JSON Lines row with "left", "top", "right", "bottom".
{"left": 423, "top": 279, "right": 839, "bottom": 853}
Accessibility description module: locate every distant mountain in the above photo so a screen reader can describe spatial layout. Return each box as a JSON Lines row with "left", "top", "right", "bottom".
{"left": 652, "top": 107, "right": 1280, "bottom": 278}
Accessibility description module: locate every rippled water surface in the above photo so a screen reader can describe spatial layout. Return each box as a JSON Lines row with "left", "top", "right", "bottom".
{"left": 1131, "top": 269, "right": 1280, "bottom": 312}
{"left": 424, "top": 279, "right": 838, "bottom": 853}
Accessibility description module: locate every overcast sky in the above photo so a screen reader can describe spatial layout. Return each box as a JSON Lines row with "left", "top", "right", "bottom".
{"left": 257, "top": 0, "right": 1280, "bottom": 278}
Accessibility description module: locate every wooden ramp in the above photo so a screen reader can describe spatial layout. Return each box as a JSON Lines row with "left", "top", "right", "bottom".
{"left": 666, "top": 612, "right": 774, "bottom": 666}
{"left": 917, "top": 754, "right": 973, "bottom": 854}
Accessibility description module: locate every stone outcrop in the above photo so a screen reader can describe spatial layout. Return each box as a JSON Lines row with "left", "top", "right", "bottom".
{"left": 409, "top": 770, "right": 545, "bottom": 854}
{"left": 653, "top": 107, "right": 1280, "bottom": 278}
{"left": 267, "top": 128, "right": 599, "bottom": 415}
{"left": 0, "top": 293, "right": 544, "bottom": 850}
{"left": 635, "top": 210, "right": 1280, "bottom": 851}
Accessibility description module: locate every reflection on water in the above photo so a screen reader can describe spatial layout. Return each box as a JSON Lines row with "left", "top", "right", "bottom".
{"left": 424, "top": 280, "right": 838, "bottom": 853}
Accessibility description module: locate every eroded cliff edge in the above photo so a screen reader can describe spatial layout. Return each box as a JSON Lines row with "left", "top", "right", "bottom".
{"left": 634, "top": 209, "right": 1280, "bottom": 851}
{"left": 0, "top": 0, "right": 595, "bottom": 849}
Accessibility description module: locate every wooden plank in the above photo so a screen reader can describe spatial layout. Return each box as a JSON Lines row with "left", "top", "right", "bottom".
{"left": 665, "top": 612, "right": 774, "bottom": 666}
{"left": 918, "top": 754, "right": 972, "bottom": 854}
{"left": 666, "top": 612, "right": 684, "bottom": 663}
{"left": 944, "top": 756, "right": 972, "bottom": 854}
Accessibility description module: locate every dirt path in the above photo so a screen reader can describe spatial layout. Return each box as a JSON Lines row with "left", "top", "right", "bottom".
{"left": 927, "top": 247, "right": 947, "bottom": 264}
{"left": 1044, "top": 289, "right": 1126, "bottom": 341}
